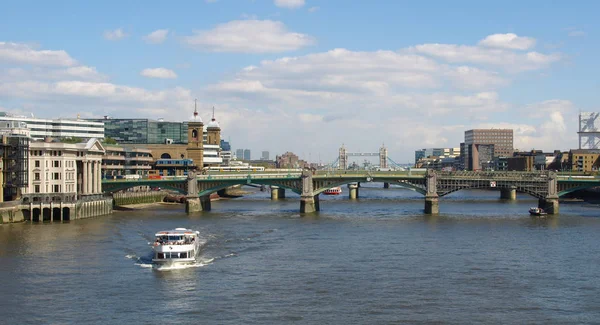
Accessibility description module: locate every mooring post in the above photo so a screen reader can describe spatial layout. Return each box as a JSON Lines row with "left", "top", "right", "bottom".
{"left": 424, "top": 169, "right": 439, "bottom": 214}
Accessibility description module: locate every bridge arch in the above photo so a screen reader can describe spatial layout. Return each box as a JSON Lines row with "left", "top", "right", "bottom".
{"left": 439, "top": 184, "right": 545, "bottom": 199}
{"left": 198, "top": 178, "right": 303, "bottom": 197}
{"left": 558, "top": 184, "right": 600, "bottom": 197}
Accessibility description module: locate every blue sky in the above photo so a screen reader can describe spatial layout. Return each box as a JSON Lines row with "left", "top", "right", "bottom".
{"left": 0, "top": 0, "right": 598, "bottom": 163}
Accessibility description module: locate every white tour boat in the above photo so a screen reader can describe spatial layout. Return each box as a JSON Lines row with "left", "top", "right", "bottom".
{"left": 323, "top": 186, "right": 342, "bottom": 195}
{"left": 152, "top": 228, "right": 201, "bottom": 265}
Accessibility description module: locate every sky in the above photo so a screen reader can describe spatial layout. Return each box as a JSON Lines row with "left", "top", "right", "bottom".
{"left": 0, "top": 0, "right": 598, "bottom": 164}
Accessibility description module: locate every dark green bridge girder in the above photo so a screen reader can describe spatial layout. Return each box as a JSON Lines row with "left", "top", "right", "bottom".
{"left": 101, "top": 172, "right": 600, "bottom": 198}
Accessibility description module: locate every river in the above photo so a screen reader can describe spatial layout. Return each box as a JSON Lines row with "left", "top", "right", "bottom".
{"left": 1, "top": 186, "right": 599, "bottom": 324}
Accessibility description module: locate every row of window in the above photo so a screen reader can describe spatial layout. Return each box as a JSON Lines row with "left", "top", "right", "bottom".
{"left": 31, "top": 150, "right": 63, "bottom": 157}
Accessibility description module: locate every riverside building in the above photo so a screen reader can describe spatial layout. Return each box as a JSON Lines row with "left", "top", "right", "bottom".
{"left": 0, "top": 112, "right": 104, "bottom": 140}
{"left": 463, "top": 129, "right": 514, "bottom": 171}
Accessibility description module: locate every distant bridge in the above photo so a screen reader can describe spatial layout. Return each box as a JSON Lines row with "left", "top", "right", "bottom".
{"left": 102, "top": 170, "right": 600, "bottom": 214}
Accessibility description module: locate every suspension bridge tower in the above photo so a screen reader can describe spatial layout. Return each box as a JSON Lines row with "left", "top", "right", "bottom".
{"left": 379, "top": 144, "right": 388, "bottom": 169}
{"left": 338, "top": 145, "right": 348, "bottom": 170}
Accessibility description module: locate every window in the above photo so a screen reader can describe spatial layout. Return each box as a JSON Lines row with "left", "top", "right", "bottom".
{"left": 34, "top": 173, "right": 40, "bottom": 181}
{"left": 53, "top": 172, "right": 60, "bottom": 180}
{"left": 35, "top": 161, "right": 40, "bottom": 168}
{"left": 53, "top": 184, "right": 60, "bottom": 193}
{"left": 34, "top": 185, "right": 40, "bottom": 193}
{"left": 53, "top": 161, "right": 60, "bottom": 168}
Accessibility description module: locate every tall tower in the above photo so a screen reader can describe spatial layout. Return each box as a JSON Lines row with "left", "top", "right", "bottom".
{"left": 379, "top": 144, "right": 388, "bottom": 169}
{"left": 206, "top": 107, "right": 221, "bottom": 146}
{"left": 187, "top": 100, "right": 204, "bottom": 169}
{"left": 338, "top": 144, "right": 347, "bottom": 170}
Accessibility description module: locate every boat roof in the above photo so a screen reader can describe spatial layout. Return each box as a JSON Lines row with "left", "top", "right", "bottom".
{"left": 155, "top": 228, "right": 198, "bottom": 236}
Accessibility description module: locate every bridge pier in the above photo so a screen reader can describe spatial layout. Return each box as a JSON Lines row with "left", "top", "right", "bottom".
{"left": 300, "top": 169, "right": 318, "bottom": 213}
{"left": 348, "top": 183, "right": 359, "bottom": 199}
{"left": 500, "top": 187, "right": 517, "bottom": 200}
{"left": 539, "top": 196, "right": 559, "bottom": 214}
{"left": 300, "top": 195, "right": 320, "bottom": 213}
{"left": 424, "top": 194, "right": 439, "bottom": 214}
{"left": 185, "top": 197, "right": 201, "bottom": 213}
{"left": 270, "top": 186, "right": 285, "bottom": 200}
{"left": 383, "top": 182, "right": 390, "bottom": 189}
{"left": 424, "top": 169, "right": 439, "bottom": 214}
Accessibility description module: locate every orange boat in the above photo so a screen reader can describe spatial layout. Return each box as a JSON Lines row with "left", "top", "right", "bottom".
{"left": 323, "top": 186, "right": 342, "bottom": 195}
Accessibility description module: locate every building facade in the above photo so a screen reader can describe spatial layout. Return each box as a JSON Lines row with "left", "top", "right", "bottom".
{"left": 102, "top": 146, "right": 153, "bottom": 178}
{"left": 0, "top": 121, "right": 30, "bottom": 201}
{"left": 90, "top": 118, "right": 187, "bottom": 144}
{"left": 261, "top": 151, "right": 270, "bottom": 160}
{"left": 464, "top": 129, "right": 513, "bottom": 170}
{"left": 0, "top": 112, "right": 104, "bottom": 140}
{"left": 25, "top": 138, "right": 104, "bottom": 203}
{"left": 569, "top": 149, "right": 600, "bottom": 172}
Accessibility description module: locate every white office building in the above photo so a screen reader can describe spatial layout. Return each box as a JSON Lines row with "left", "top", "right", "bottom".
{"left": 26, "top": 138, "right": 105, "bottom": 203}
{"left": 0, "top": 112, "right": 104, "bottom": 140}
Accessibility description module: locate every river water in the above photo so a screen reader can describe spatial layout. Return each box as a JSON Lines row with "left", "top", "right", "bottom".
{"left": 1, "top": 186, "right": 600, "bottom": 324}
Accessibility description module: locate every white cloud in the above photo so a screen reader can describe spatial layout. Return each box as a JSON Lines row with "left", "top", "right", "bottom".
{"left": 565, "top": 27, "right": 586, "bottom": 37}
{"left": 568, "top": 30, "right": 586, "bottom": 37}
{"left": 182, "top": 20, "right": 315, "bottom": 53}
{"left": 143, "top": 29, "right": 169, "bottom": 44}
{"left": 140, "top": 68, "right": 178, "bottom": 79}
{"left": 478, "top": 33, "right": 536, "bottom": 50}
{"left": 308, "top": 6, "right": 319, "bottom": 13}
{"left": 0, "top": 42, "right": 77, "bottom": 66}
{"left": 2, "top": 66, "right": 107, "bottom": 82}
{"left": 411, "top": 43, "right": 560, "bottom": 72}
{"left": 103, "top": 28, "right": 128, "bottom": 41}
{"left": 274, "top": 0, "right": 305, "bottom": 9}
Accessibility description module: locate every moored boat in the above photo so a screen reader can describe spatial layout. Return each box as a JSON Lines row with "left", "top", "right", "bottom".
{"left": 152, "top": 228, "right": 201, "bottom": 265}
{"left": 529, "top": 207, "right": 547, "bottom": 216}
{"left": 323, "top": 186, "right": 342, "bottom": 195}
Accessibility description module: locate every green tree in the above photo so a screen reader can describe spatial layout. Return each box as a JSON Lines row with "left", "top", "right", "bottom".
{"left": 103, "top": 137, "right": 118, "bottom": 145}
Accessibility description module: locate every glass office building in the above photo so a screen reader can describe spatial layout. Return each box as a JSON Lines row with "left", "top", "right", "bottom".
{"left": 89, "top": 119, "right": 188, "bottom": 144}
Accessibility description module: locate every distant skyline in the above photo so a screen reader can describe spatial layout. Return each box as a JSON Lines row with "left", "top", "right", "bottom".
{"left": 0, "top": 0, "right": 598, "bottom": 163}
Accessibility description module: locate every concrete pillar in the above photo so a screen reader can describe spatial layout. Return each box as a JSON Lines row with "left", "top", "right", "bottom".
{"left": 300, "top": 169, "right": 318, "bottom": 213}
{"left": 539, "top": 196, "right": 559, "bottom": 214}
{"left": 87, "top": 161, "right": 92, "bottom": 195}
{"left": 186, "top": 197, "right": 201, "bottom": 213}
{"left": 424, "top": 169, "right": 439, "bottom": 214}
{"left": 500, "top": 187, "right": 517, "bottom": 200}
{"left": 270, "top": 186, "right": 285, "bottom": 200}
{"left": 300, "top": 194, "right": 320, "bottom": 213}
{"left": 424, "top": 194, "right": 439, "bottom": 214}
{"left": 200, "top": 195, "right": 211, "bottom": 211}
{"left": 82, "top": 161, "right": 87, "bottom": 195}
{"left": 348, "top": 183, "right": 359, "bottom": 199}
{"left": 383, "top": 182, "right": 390, "bottom": 189}
{"left": 50, "top": 202, "right": 54, "bottom": 222}
{"left": 96, "top": 161, "right": 102, "bottom": 194}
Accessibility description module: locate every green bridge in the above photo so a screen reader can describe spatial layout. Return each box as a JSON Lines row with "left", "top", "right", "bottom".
{"left": 101, "top": 170, "right": 600, "bottom": 214}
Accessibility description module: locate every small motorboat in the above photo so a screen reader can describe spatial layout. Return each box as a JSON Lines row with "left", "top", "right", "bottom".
{"left": 529, "top": 207, "right": 547, "bottom": 216}
{"left": 152, "top": 228, "right": 201, "bottom": 265}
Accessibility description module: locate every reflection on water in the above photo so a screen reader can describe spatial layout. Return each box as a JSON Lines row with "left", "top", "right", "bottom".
{"left": 0, "top": 188, "right": 599, "bottom": 324}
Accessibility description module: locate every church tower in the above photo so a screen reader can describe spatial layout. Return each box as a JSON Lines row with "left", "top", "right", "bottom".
{"left": 186, "top": 100, "right": 204, "bottom": 169}
{"left": 206, "top": 107, "right": 221, "bottom": 146}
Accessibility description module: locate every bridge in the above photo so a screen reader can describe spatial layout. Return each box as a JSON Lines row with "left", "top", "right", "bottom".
{"left": 101, "top": 170, "right": 600, "bottom": 215}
